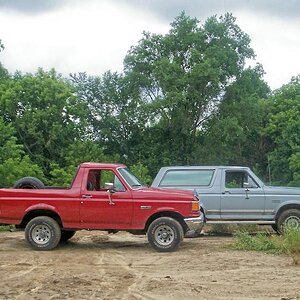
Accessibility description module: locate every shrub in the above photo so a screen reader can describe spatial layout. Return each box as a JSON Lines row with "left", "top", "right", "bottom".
{"left": 232, "top": 227, "right": 300, "bottom": 264}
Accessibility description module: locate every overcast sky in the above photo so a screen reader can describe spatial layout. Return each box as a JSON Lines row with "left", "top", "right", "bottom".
{"left": 0, "top": 0, "right": 299, "bottom": 90}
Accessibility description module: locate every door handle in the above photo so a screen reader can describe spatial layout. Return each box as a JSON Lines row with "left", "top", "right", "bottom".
{"left": 82, "top": 194, "right": 92, "bottom": 199}
{"left": 245, "top": 188, "right": 250, "bottom": 199}
{"left": 222, "top": 190, "right": 231, "bottom": 194}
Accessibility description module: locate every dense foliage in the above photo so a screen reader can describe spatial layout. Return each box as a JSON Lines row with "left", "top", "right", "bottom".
{"left": 0, "top": 14, "right": 299, "bottom": 187}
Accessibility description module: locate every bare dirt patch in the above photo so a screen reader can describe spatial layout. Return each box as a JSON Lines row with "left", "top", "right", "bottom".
{"left": 0, "top": 230, "right": 299, "bottom": 299}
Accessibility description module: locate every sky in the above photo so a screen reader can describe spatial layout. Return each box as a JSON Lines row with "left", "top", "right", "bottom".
{"left": 0, "top": 0, "right": 299, "bottom": 90}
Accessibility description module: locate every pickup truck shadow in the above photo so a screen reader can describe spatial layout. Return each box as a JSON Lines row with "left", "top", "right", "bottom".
{"left": 55, "top": 231, "right": 276, "bottom": 251}
{"left": 58, "top": 234, "right": 149, "bottom": 251}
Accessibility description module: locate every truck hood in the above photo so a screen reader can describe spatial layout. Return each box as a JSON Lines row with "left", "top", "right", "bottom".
{"left": 132, "top": 187, "right": 196, "bottom": 201}
{"left": 263, "top": 186, "right": 300, "bottom": 195}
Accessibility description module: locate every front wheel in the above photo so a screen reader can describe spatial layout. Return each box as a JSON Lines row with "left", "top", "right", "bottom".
{"left": 147, "top": 217, "right": 183, "bottom": 252}
{"left": 277, "top": 209, "right": 300, "bottom": 233}
{"left": 25, "top": 216, "right": 61, "bottom": 250}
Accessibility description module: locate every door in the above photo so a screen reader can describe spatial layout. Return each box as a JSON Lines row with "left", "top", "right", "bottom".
{"left": 221, "top": 169, "right": 265, "bottom": 220}
{"left": 79, "top": 168, "right": 133, "bottom": 228}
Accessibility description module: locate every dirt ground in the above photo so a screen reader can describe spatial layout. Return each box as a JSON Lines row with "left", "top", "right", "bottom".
{"left": 0, "top": 230, "right": 299, "bottom": 300}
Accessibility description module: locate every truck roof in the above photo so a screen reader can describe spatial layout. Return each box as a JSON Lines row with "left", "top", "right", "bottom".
{"left": 159, "top": 166, "right": 250, "bottom": 170}
{"left": 80, "top": 162, "right": 127, "bottom": 169}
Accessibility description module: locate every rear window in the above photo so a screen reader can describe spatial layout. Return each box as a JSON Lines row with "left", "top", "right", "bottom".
{"left": 159, "top": 169, "right": 215, "bottom": 187}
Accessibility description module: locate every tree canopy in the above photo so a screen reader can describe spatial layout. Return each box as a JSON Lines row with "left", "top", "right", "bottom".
{"left": 0, "top": 13, "right": 299, "bottom": 187}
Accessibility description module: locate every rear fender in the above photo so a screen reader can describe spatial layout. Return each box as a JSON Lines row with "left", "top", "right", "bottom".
{"left": 20, "top": 204, "right": 62, "bottom": 228}
{"left": 24, "top": 203, "right": 59, "bottom": 215}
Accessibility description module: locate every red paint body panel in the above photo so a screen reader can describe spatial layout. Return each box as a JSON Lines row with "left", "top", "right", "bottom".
{"left": 0, "top": 163, "right": 200, "bottom": 230}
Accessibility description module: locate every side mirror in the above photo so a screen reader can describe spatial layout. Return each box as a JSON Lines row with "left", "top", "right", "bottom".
{"left": 105, "top": 182, "right": 115, "bottom": 192}
{"left": 243, "top": 182, "right": 249, "bottom": 188}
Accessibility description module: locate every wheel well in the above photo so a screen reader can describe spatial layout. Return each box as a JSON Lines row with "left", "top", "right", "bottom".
{"left": 200, "top": 207, "right": 206, "bottom": 221}
{"left": 145, "top": 211, "right": 187, "bottom": 233}
{"left": 19, "top": 210, "right": 62, "bottom": 229}
{"left": 275, "top": 204, "right": 300, "bottom": 221}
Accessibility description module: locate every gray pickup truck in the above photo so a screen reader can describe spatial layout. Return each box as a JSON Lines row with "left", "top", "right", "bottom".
{"left": 151, "top": 166, "right": 300, "bottom": 232}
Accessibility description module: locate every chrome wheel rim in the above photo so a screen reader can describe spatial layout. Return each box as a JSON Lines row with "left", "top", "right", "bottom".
{"left": 154, "top": 225, "right": 175, "bottom": 246}
{"left": 32, "top": 224, "right": 52, "bottom": 245}
{"left": 284, "top": 216, "right": 300, "bottom": 228}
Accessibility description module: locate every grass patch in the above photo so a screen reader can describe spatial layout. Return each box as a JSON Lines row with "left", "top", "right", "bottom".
{"left": 206, "top": 224, "right": 268, "bottom": 235}
{"left": 232, "top": 227, "right": 300, "bottom": 265}
{"left": 0, "top": 225, "right": 15, "bottom": 232}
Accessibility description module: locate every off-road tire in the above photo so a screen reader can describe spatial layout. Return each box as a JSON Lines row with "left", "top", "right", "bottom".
{"left": 271, "top": 223, "right": 279, "bottom": 233}
{"left": 147, "top": 217, "right": 183, "bottom": 252}
{"left": 25, "top": 216, "right": 61, "bottom": 250}
{"left": 13, "top": 177, "right": 45, "bottom": 189}
{"left": 277, "top": 209, "right": 300, "bottom": 233}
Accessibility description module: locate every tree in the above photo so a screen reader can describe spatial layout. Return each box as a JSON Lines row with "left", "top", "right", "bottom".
{"left": 0, "top": 69, "right": 88, "bottom": 174}
{"left": 0, "top": 39, "right": 10, "bottom": 82}
{"left": 196, "top": 65, "right": 270, "bottom": 178}
{"left": 0, "top": 40, "right": 3, "bottom": 52}
{"left": 130, "top": 162, "right": 152, "bottom": 185}
{"left": 48, "top": 140, "right": 120, "bottom": 186}
{"left": 123, "top": 12, "right": 255, "bottom": 169}
{"left": 265, "top": 75, "right": 300, "bottom": 185}
{"left": 70, "top": 71, "right": 147, "bottom": 165}
{"left": 0, "top": 117, "right": 44, "bottom": 187}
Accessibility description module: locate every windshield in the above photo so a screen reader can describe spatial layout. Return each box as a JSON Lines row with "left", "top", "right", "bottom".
{"left": 118, "top": 168, "right": 145, "bottom": 189}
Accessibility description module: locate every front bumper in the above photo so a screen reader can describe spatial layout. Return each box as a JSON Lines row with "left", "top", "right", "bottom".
{"left": 184, "top": 212, "right": 204, "bottom": 234}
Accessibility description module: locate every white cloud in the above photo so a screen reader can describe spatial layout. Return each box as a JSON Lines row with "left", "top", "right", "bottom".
{"left": 237, "top": 11, "right": 300, "bottom": 89}
{"left": 0, "top": 0, "right": 168, "bottom": 75}
{"left": 0, "top": 0, "right": 299, "bottom": 89}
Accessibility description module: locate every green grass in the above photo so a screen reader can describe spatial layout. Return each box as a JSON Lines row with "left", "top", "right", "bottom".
{"left": 232, "top": 227, "right": 300, "bottom": 264}
{"left": 0, "top": 225, "right": 15, "bottom": 232}
{"left": 206, "top": 224, "right": 267, "bottom": 235}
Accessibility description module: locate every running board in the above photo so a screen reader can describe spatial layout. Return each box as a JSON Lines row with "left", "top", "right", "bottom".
{"left": 206, "top": 220, "right": 275, "bottom": 224}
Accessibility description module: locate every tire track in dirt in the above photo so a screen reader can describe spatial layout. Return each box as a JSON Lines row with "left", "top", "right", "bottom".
{"left": 0, "top": 231, "right": 300, "bottom": 299}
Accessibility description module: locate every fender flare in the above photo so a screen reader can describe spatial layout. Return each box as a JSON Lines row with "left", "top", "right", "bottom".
{"left": 21, "top": 204, "right": 63, "bottom": 227}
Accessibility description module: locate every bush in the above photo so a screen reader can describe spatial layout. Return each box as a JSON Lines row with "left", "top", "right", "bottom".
{"left": 233, "top": 232, "right": 282, "bottom": 254}
{"left": 283, "top": 227, "right": 300, "bottom": 265}
{"left": 232, "top": 227, "right": 300, "bottom": 264}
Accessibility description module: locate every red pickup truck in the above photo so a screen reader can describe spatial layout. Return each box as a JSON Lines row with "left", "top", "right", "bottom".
{"left": 0, "top": 163, "right": 203, "bottom": 252}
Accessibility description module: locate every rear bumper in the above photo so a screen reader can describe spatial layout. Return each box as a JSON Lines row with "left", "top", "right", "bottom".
{"left": 184, "top": 212, "right": 204, "bottom": 233}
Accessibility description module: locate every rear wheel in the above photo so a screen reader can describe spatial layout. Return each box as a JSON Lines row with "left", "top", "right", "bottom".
{"left": 147, "top": 217, "right": 183, "bottom": 252}
{"left": 25, "top": 216, "right": 61, "bottom": 250}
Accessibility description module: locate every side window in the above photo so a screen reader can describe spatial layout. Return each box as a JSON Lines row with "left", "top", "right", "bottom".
{"left": 114, "top": 175, "right": 126, "bottom": 192}
{"left": 159, "top": 169, "right": 215, "bottom": 187}
{"left": 99, "top": 170, "right": 114, "bottom": 189}
{"left": 225, "top": 171, "right": 258, "bottom": 189}
{"left": 87, "top": 170, "right": 100, "bottom": 191}
{"left": 86, "top": 170, "right": 126, "bottom": 192}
